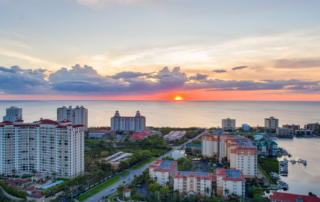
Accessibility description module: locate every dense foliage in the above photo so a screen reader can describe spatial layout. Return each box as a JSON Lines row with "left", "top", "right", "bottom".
{"left": 0, "top": 180, "right": 28, "bottom": 198}
{"left": 258, "top": 158, "right": 279, "bottom": 174}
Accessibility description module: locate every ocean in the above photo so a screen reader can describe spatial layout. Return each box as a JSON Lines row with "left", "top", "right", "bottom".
{"left": 0, "top": 101, "right": 319, "bottom": 128}
{"left": 0, "top": 100, "right": 319, "bottom": 195}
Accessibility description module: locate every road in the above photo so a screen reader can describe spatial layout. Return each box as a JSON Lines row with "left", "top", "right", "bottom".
{"left": 84, "top": 130, "right": 208, "bottom": 202}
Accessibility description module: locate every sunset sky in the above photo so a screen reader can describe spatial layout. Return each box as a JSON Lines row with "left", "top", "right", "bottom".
{"left": 1, "top": 0, "right": 320, "bottom": 100}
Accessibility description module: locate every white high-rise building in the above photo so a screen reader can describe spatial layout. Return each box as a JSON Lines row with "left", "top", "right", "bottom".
{"left": 111, "top": 111, "right": 146, "bottom": 132}
{"left": 0, "top": 118, "right": 84, "bottom": 178}
{"left": 3, "top": 106, "right": 22, "bottom": 122}
{"left": 265, "top": 117, "right": 279, "bottom": 129}
{"left": 57, "top": 106, "right": 88, "bottom": 129}
{"left": 222, "top": 118, "right": 236, "bottom": 130}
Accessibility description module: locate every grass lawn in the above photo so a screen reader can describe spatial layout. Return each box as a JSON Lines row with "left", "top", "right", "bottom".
{"left": 78, "top": 177, "right": 120, "bottom": 201}
{"left": 120, "top": 171, "right": 130, "bottom": 177}
{"left": 258, "top": 164, "right": 275, "bottom": 185}
{"left": 132, "top": 157, "right": 157, "bottom": 170}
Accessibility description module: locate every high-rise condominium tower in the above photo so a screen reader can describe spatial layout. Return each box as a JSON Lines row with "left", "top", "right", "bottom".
{"left": 57, "top": 106, "right": 88, "bottom": 129}
{"left": 3, "top": 106, "right": 22, "bottom": 122}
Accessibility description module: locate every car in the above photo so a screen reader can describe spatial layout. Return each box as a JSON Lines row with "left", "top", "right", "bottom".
{"left": 111, "top": 186, "right": 115, "bottom": 190}
{"left": 136, "top": 184, "right": 141, "bottom": 187}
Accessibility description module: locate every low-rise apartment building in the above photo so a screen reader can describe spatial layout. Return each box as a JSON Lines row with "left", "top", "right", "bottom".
{"left": 163, "top": 131, "right": 186, "bottom": 142}
{"left": 304, "top": 122, "right": 320, "bottom": 130}
{"left": 173, "top": 171, "right": 216, "bottom": 196}
{"left": 89, "top": 130, "right": 107, "bottom": 139}
{"left": 216, "top": 168, "right": 245, "bottom": 197}
{"left": 202, "top": 133, "right": 257, "bottom": 178}
{"left": 282, "top": 124, "right": 300, "bottom": 131}
{"left": 295, "top": 129, "right": 313, "bottom": 136}
{"left": 105, "top": 152, "right": 132, "bottom": 169}
{"left": 252, "top": 140, "right": 278, "bottom": 156}
{"left": 149, "top": 159, "right": 177, "bottom": 186}
{"left": 276, "top": 128, "right": 294, "bottom": 137}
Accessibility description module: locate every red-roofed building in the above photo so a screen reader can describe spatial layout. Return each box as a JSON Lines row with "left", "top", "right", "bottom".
{"left": 270, "top": 192, "right": 320, "bottom": 202}
{"left": 216, "top": 168, "right": 245, "bottom": 198}
{"left": 129, "top": 134, "right": 145, "bottom": 140}
{"left": 0, "top": 117, "right": 85, "bottom": 178}
{"left": 173, "top": 171, "right": 216, "bottom": 196}
{"left": 149, "top": 159, "right": 177, "bottom": 186}
{"left": 89, "top": 129, "right": 108, "bottom": 139}
{"left": 202, "top": 132, "right": 257, "bottom": 178}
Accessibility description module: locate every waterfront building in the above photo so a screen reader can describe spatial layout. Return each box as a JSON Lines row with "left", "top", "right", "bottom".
{"left": 216, "top": 168, "right": 245, "bottom": 197}
{"left": 270, "top": 192, "right": 320, "bottom": 202}
{"left": 172, "top": 150, "right": 186, "bottom": 160}
{"left": 282, "top": 124, "right": 300, "bottom": 131}
{"left": 202, "top": 133, "right": 257, "bottom": 178}
{"left": 163, "top": 131, "right": 186, "bottom": 142}
{"left": 173, "top": 171, "right": 215, "bottom": 196}
{"left": 252, "top": 140, "right": 278, "bottom": 156}
{"left": 264, "top": 117, "right": 279, "bottom": 129}
{"left": 149, "top": 159, "right": 177, "bottom": 186}
{"left": 3, "top": 106, "right": 22, "bottom": 122}
{"left": 276, "top": 128, "right": 294, "bottom": 137}
{"left": 222, "top": 118, "right": 236, "bottom": 131}
{"left": 57, "top": 106, "right": 88, "bottom": 129}
{"left": 105, "top": 152, "right": 132, "bottom": 169}
{"left": 0, "top": 118, "right": 85, "bottom": 178}
{"left": 242, "top": 124, "right": 250, "bottom": 131}
{"left": 110, "top": 111, "right": 146, "bottom": 132}
{"left": 295, "top": 129, "right": 313, "bottom": 136}
{"left": 89, "top": 129, "right": 108, "bottom": 139}
{"left": 304, "top": 122, "right": 320, "bottom": 130}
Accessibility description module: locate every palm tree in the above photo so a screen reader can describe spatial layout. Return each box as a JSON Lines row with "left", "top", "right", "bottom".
{"left": 224, "top": 188, "right": 229, "bottom": 196}
{"left": 51, "top": 172, "right": 57, "bottom": 181}
{"left": 12, "top": 168, "right": 17, "bottom": 177}
{"left": 31, "top": 169, "right": 37, "bottom": 176}
{"left": 205, "top": 187, "right": 210, "bottom": 196}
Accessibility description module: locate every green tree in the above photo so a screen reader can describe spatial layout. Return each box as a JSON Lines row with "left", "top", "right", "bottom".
{"left": 224, "top": 188, "right": 229, "bottom": 196}
{"left": 117, "top": 185, "right": 126, "bottom": 199}
{"left": 120, "top": 160, "right": 130, "bottom": 169}
{"left": 160, "top": 186, "right": 169, "bottom": 199}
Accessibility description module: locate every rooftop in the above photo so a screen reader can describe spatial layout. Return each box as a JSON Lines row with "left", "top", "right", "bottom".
{"left": 176, "top": 171, "right": 209, "bottom": 177}
{"left": 157, "top": 160, "right": 175, "bottom": 170}
{"left": 225, "top": 169, "right": 242, "bottom": 178}
{"left": 270, "top": 192, "right": 320, "bottom": 202}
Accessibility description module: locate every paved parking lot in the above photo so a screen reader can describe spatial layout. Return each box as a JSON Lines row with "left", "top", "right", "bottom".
{"left": 192, "top": 160, "right": 209, "bottom": 172}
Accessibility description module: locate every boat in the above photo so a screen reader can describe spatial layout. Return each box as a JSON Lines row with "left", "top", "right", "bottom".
{"left": 291, "top": 159, "right": 296, "bottom": 164}
{"left": 303, "top": 160, "right": 307, "bottom": 165}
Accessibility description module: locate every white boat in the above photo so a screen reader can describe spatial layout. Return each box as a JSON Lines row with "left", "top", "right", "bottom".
{"left": 291, "top": 159, "right": 296, "bottom": 164}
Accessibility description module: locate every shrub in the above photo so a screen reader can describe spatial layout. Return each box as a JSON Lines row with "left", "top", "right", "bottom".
{"left": 0, "top": 181, "right": 28, "bottom": 198}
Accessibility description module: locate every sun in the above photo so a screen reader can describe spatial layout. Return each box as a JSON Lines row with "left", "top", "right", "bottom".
{"left": 174, "top": 96, "right": 183, "bottom": 101}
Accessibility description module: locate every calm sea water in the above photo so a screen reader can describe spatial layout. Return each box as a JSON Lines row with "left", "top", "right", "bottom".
{"left": 0, "top": 101, "right": 319, "bottom": 128}
{"left": 0, "top": 101, "right": 319, "bottom": 195}
{"left": 275, "top": 138, "right": 320, "bottom": 196}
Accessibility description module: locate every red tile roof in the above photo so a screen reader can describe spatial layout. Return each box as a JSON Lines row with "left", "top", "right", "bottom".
{"left": 270, "top": 192, "right": 320, "bottom": 202}
{"left": 15, "top": 119, "right": 24, "bottom": 122}
{"left": 124, "top": 188, "right": 131, "bottom": 193}
{"left": 138, "top": 130, "right": 152, "bottom": 135}
{"left": 129, "top": 134, "right": 145, "bottom": 140}
{"left": 38, "top": 119, "right": 59, "bottom": 125}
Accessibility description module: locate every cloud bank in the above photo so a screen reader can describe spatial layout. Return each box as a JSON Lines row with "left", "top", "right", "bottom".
{"left": 232, "top": 66, "right": 248, "bottom": 71}
{"left": 0, "top": 64, "right": 319, "bottom": 96}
